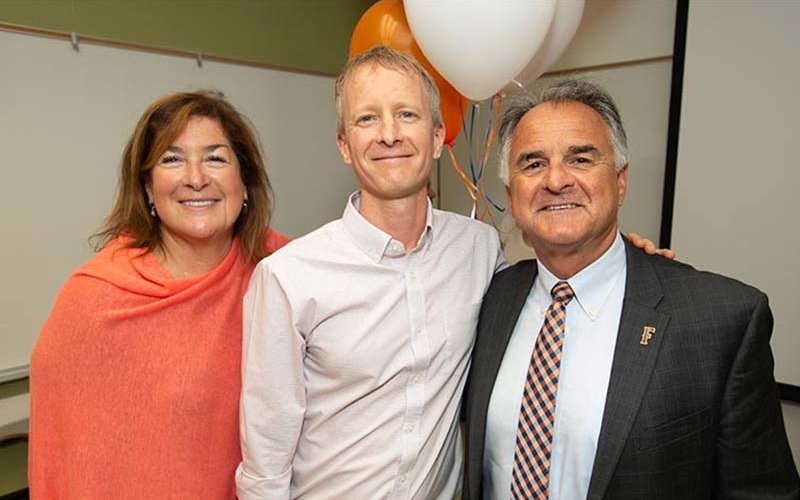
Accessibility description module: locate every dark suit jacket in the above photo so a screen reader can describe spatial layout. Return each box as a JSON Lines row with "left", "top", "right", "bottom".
{"left": 463, "top": 239, "right": 799, "bottom": 499}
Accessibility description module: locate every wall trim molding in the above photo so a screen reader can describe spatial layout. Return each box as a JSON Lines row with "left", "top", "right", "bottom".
{"left": 0, "top": 366, "right": 29, "bottom": 384}
{"left": 778, "top": 384, "right": 800, "bottom": 404}
{"left": 544, "top": 55, "right": 673, "bottom": 79}
{"left": 0, "top": 22, "right": 336, "bottom": 78}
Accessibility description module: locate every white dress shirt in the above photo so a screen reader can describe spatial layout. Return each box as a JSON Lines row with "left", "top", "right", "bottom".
{"left": 237, "top": 192, "right": 504, "bottom": 500}
{"left": 483, "top": 233, "right": 627, "bottom": 499}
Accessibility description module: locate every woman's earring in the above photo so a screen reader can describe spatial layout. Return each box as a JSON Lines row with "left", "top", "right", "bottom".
{"left": 242, "top": 200, "right": 248, "bottom": 214}
{"left": 149, "top": 203, "right": 157, "bottom": 218}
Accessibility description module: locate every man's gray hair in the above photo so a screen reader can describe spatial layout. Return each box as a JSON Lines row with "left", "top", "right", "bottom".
{"left": 335, "top": 45, "right": 442, "bottom": 135}
{"left": 497, "top": 79, "right": 629, "bottom": 185}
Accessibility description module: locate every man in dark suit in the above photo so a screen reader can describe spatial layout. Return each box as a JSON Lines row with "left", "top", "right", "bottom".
{"left": 463, "top": 79, "right": 799, "bottom": 499}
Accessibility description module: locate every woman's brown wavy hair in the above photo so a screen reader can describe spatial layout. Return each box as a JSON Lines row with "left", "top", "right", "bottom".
{"left": 92, "top": 90, "right": 273, "bottom": 262}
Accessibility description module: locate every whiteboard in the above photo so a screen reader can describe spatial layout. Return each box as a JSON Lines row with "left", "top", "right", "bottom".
{"left": 0, "top": 30, "right": 358, "bottom": 377}
{"left": 672, "top": 1, "right": 799, "bottom": 386}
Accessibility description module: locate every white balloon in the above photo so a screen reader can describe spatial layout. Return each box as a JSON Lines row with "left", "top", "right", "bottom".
{"left": 404, "top": 0, "right": 557, "bottom": 102}
{"left": 509, "top": 0, "right": 585, "bottom": 90}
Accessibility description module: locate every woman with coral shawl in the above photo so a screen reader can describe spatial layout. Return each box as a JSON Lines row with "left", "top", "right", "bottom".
{"left": 29, "top": 90, "right": 289, "bottom": 499}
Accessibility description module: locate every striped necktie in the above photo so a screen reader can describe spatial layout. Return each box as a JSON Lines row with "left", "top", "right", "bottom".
{"left": 510, "top": 280, "right": 575, "bottom": 499}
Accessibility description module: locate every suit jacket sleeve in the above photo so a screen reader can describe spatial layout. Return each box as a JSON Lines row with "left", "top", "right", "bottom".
{"left": 715, "top": 293, "right": 799, "bottom": 498}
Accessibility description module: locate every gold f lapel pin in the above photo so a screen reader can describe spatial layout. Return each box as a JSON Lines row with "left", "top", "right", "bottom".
{"left": 640, "top": 326, "right": 656, "bottom": 346}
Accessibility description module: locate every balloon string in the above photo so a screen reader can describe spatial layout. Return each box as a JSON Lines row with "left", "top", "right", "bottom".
{"left": 476, "top": 94, "right": 506, "bottom": 213}
{"left": 478, "top": 99, "right": 492, "bottom": 182}
{"left": 493, "top": 94, "right": 503, "bottom": 140}
{"left": 468, "top": 103, "right": 479, "bottom": 185}
{"left": 447, "top": 144, "right": 478, "bottom": 206}
{"left": 476, "top": 98, "right": 494, "bottom": 220}
{"left": 452, "top": 97, "right": 505, "bottom": 220}
{"left": 456, "top": 103, "right": 479, "bottom": 215}
{"left": 508, "top": 79, "right": 526, "bottom": 91}
{"left": 447, "top": 144, "right": 498, "bottom": 230}
{"left": 479, "top": 95, "right": 500, "bottom": 181}
{"left": 491, "top": 93, "right": 505, "bottom": 212}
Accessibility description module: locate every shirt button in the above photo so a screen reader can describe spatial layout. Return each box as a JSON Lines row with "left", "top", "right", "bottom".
{"left": 399, "top": 475, "right": 406, "bottom": 484}
{"left": 415, "top": 328, "right": 421, "bottom": 335}
{"left": 405, "top": 423, "right": 414, "bottom": 433}
{"left": 414, "top": 375, "right": 422, "bottom": 383}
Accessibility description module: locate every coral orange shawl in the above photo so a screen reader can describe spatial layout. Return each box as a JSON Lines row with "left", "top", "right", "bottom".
{"left": 29, "top": 230, "right": 289, "bottom": 499}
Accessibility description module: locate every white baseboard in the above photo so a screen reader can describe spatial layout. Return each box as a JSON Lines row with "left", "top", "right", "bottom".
{"left": 0, "top": 365, "right": 29, "bottom": 384}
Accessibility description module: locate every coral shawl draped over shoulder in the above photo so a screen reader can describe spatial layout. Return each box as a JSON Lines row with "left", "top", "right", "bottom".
{"left": 29, "top": 229, "right": 289, "bottom": 500}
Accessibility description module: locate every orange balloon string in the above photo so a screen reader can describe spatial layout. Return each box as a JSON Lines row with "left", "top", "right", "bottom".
{"left": 479, "top": 95, "right": 502, "bottom": 178}
{"left": 447, "top": 95, "right": 504, "bottom": 229}
{"left": 492, "top": 93, "right": 503, "bottom": 146}
{"left": 481, "top": 192, "right": 498, "bottom": 229}
{"left": 447, "top": 144, "right": 498, "bottom": 230}
{"left": 472, "top": 94, "right": 504, "bottom": 225}
{"left": 480, "top": 191, "right": 498, "bottom": 229}
{"left": 447, "top": 144, "right": 478, "bottom": 205}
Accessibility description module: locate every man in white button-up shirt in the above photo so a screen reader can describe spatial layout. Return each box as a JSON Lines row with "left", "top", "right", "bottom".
{"left": 236, "top": 46, "right": 504, "bottom": 499}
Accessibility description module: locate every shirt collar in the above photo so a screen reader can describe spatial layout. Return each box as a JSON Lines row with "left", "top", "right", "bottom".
{"left": 536, "top": 232, "right": 626, "bottom": 320}
{"left": 342, "top": 191, "right": 434, "bottom": 263}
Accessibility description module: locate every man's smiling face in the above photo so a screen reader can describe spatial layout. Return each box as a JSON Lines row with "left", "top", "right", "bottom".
{"left": 506, "top": 101, "right": 628, "bottom": 260}
{"left": 336, "top": 64, "right": 444, "bottom": 203}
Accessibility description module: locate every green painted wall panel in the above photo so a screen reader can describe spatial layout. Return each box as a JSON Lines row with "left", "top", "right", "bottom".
{"left": 0, "top": 379, "right": 28, "bottom": 400}
{"left": 0, "top": 0, "right": 373, "bottom": 74}
{"left": 0, "top": 438, "right": 27, "bottom": 496}
{"left": 0, "top": 379, "right": 28, "bottom": 496}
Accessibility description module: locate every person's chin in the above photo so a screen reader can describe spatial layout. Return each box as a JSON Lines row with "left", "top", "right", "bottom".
{"left": 184, "top": 225, "right": 230, "bottom": 243}
{"left": 532, "top": 226, "right": 588, "bottom": 249}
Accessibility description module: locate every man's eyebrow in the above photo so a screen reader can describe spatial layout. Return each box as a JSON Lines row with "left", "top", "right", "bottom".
{"left": 567, "top": 144, "right": 600, "bottom": 155}
{"left": 516, "top": 150, "right": 546, "bottom": 166}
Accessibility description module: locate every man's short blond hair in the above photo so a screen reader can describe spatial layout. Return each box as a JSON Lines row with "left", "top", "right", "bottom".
{"left": 335, "top": 45, "right": 442, "bottom": 134}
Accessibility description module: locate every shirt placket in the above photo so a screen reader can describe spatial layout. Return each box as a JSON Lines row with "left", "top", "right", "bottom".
{"left": 393, "top": 267, "right": 429, "bottom": 498}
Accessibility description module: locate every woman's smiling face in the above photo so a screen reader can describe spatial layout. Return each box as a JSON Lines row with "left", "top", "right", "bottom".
{"left": 146, "top": 116, "right": 247, "bottom": 250}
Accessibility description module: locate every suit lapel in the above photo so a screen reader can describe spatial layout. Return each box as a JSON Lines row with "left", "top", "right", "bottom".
{"left": 468, "top": 260, "right": 537, "bottom": 497}
{"left": 587, "top": 240, "right": 671, "bottom": 500}
{"left": 481, "top": 260, "right": 538, "bottom": 390}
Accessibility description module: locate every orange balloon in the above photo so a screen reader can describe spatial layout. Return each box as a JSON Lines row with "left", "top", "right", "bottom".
{"left": 349, "top": 0, "right": 467, "bottom": 146}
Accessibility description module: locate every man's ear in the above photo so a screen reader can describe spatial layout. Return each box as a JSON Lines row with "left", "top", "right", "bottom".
{"left": 616, "top": 165, "right": 629, "bottom": 206}
{"left": 336, "top": 133, "right": 352, "bottom": 166}
{"left": 433, "top": 124, "right": 445, "bottom": 159}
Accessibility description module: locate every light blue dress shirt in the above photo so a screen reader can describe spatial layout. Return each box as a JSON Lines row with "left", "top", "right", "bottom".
{"left": 483, "top": 233, "right": 627, "bottom": 499}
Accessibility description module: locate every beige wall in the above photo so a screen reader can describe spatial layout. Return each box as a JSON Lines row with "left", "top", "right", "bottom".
{"left": 553, "top": 0, "right": 676, "bottom": 69}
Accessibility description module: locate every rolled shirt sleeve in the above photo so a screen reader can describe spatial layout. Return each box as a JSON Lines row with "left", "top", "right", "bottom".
{"left": 236, "top": 260, "right": 306, "bottom": 500}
